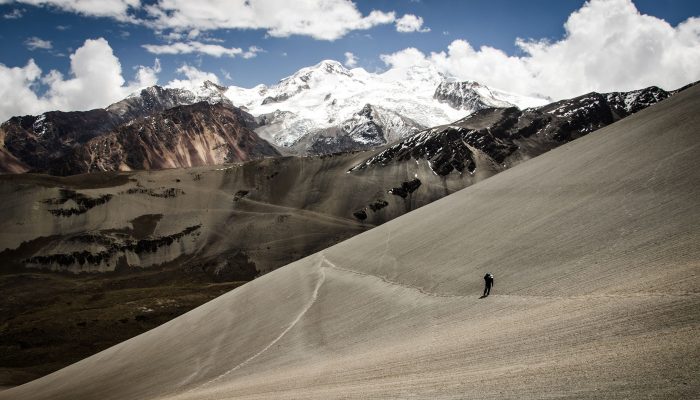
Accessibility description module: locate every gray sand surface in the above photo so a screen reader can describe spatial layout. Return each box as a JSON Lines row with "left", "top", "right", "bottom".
{"left": 2, "top": 85, "right": 699, "bottom": 399}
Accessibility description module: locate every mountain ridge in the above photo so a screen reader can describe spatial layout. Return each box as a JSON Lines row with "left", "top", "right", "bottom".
{"left": 0, "top": 59, "right": 695, "bottom": 176}
{"left": 0, "top": 91, "right": 274, "bottom": 174}
{"left": 352, "top": 84, "right": 684, "bottom": 176}
{"left": 227, "top": 60, "right": 548, "bottom": 151}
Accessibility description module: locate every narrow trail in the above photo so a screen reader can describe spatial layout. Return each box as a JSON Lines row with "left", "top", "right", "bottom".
{"left": 235, "top": 197, "right": 369, "bottom": 228}
{"left": 322, "top": 255, "right": 464, "bottom": 299}
{"left": 173, "top": 255, "right": 697, "bottom": 398}
{"left": 321, "top": 255, "right": 699, "bottom": 301}
{"left": 183, "top": 260, "right": 327, "bottom": 394}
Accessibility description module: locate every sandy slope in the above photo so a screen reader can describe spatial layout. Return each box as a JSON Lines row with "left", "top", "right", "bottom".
{"left": 0, "top": 127, "right": 479, "bottom": 385}
{"left": 3, "top": 86, "right": 699, "bottom": 399}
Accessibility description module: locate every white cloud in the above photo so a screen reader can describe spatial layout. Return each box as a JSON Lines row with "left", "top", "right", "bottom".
{"left": 380, "top": 47, "right": 429, "bottom": 69}
{"left": 160, "top": 31, "right": 183, "bottom": 41}
{"left": 344, "top": 51, "right": 358, "bottom": 67}
{"left": 3, "top": 8, "right": 24, "bottom": 18}
{"left": 142, "top": 41, "right": 242, "bottom": 57}
{"left": 395, "top": 14, "right": 430, "bottom": 33}
{"left": 0, "top": 60, "right": 45, "bottom": 120}
{"left": 2, "top": 0, "right": 140, "bottom": 21}
{"left": 143, "top": 0, "right": 397, "bottom": 40}
{"left": 166, "top": 64, "right": 219, "bottom": 91}
{"left": 24, "top": 36, "right": 52, "bottom": 50}
{"left": 3, "top": 0, "right": 406, "bottom": 40}
{"left": 0, "top": 38, "right": 159, "bottom": 122}
{"left": 242, "top": 45, "right": 264, "bottom": 59}
{"left": 381, "top": 0, "right": 700, "bottom": 99}
{"left": 41, "top": 38, "right": 158, "bottom": 110}
{"left": 142, "top": 41, "right": 263, "bottom": 58}
{"left": 132, "top": 58, "right": 161, "bottom": 88}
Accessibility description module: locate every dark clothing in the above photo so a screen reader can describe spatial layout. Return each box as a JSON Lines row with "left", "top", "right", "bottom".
{"left": 483, "top": 274, "right": 494, "bottom": 296}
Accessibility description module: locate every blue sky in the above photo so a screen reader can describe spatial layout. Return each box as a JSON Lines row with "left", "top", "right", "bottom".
{"left": 1, "top": 0, "right": 698, "bottom": 87}
{"left": 0, "top": 0, "right": 699, "bottom": 121}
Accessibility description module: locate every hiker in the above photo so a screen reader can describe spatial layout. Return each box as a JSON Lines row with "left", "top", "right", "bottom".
{"left": 483, "top": 273, "right": 494, "bottom": 296}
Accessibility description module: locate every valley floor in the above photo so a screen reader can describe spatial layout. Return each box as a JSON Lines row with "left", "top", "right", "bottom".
{"left": 0, "top": 266, "right": 244, "bottom": 386}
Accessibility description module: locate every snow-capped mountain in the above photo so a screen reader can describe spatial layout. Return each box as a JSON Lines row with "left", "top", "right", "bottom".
{"left": 226, "top": 60, "right": 548, "bottom": 151}
{"left": 2, "top": 60, "right": 550, "bottom": 172}
{"left": 107, "top": 81, "right": 234, "bottom": 122}
{"left": 289, "top": 103, "right": 425, "bottom": 155}
{"left": 351, "top": 86, "right": 678, "bottom": 176}
{"left": 433, "top": 80, "right": 546, "bottom": 111}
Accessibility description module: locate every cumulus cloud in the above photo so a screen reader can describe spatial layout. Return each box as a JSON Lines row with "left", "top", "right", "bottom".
{"left": 24, "top": 36, "right": 52, "bottom": 50}
{"left": 166, "top": 64, "right": 219, "bottom": 91}
{"left": 381, "top": 0, "right": 700, "bottom": 99}
{"left": 143, "top": 0, "right": 397, "bottom": 40}
{"left": 395, "top": 14, "right": 430, "bottom": 33}
{"left": 0, "top": 60, "right": 45, "bottom": 120}
{"left": 142, "top": 41, "right": 243, "bottom": 57}
{"left": 380, "top": 47, "right": 429, "bottom": 69}
{"left": 0, "top": 38, "right": 159, "bottom": 122}
{"left": 133, "top": 58, "right": 161, "bottom": 87}
{"left": 344, "top": 51, "right": 358, "bottom": 67}
{"left": 2, "top": 0, "right": 140, "bottom": 21}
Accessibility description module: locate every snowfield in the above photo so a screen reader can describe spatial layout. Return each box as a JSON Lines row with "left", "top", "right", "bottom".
{"left": 225, "top": 60, "right": 548, "bottom": 147}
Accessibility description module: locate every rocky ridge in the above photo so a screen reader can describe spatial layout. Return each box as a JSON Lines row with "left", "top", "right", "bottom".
{"left": 352, "top": 86, "right": 679, "bottom": 176}
{"left": 0, "top": 85, "right": 276, "bottom": 175}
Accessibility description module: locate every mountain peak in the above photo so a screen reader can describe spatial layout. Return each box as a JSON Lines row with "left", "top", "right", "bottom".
{"left": 314, "top": 59, "right": 350, "bottom": 73}
{"left": 434, "top": 80, "right": 514, "bottom": 112}
{"left": 107, "top": 81, "right": 232, "bottom": 120}
{"left": 294, "top": 59, "right": 352, "bottom": 79}
{"left": 201, "top": 80, "right": 227, "bottom": 92}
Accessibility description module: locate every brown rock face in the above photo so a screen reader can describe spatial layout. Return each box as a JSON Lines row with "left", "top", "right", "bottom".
{"left": 0, "top": 101, "right": 279, "bottom": 175}
{"left": 0, "top": 109, "right": 122, "bottom": 175}
{"left": 79, "top": 102, "right": 280, "bottom": 172}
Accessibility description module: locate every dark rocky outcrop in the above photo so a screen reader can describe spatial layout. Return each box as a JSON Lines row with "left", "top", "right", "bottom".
{"left": 353, "top": 86, "right": 680, "bottom": 176}
{"left": 389, "top": 179, "right": 422, "bottom": 198}
{"left": 44, "top": 189, "right": 113, "bottom": 217}
{"left": 353, "top": 209, "right": 368, "bottom": 221}
{"left": 233, "top": 190, "right": 249, "bottom": 201}
{"left": 195, "top": 250, "right": 259, "bottom": 282}
{"left": 368, "top": 199, "right": 389, "bottom": 212}
{"left": 123, "top": 187, "right": 185, "bottom": 198}
{"left": 24, "top": 225, "right": 202, "bottom": 268}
